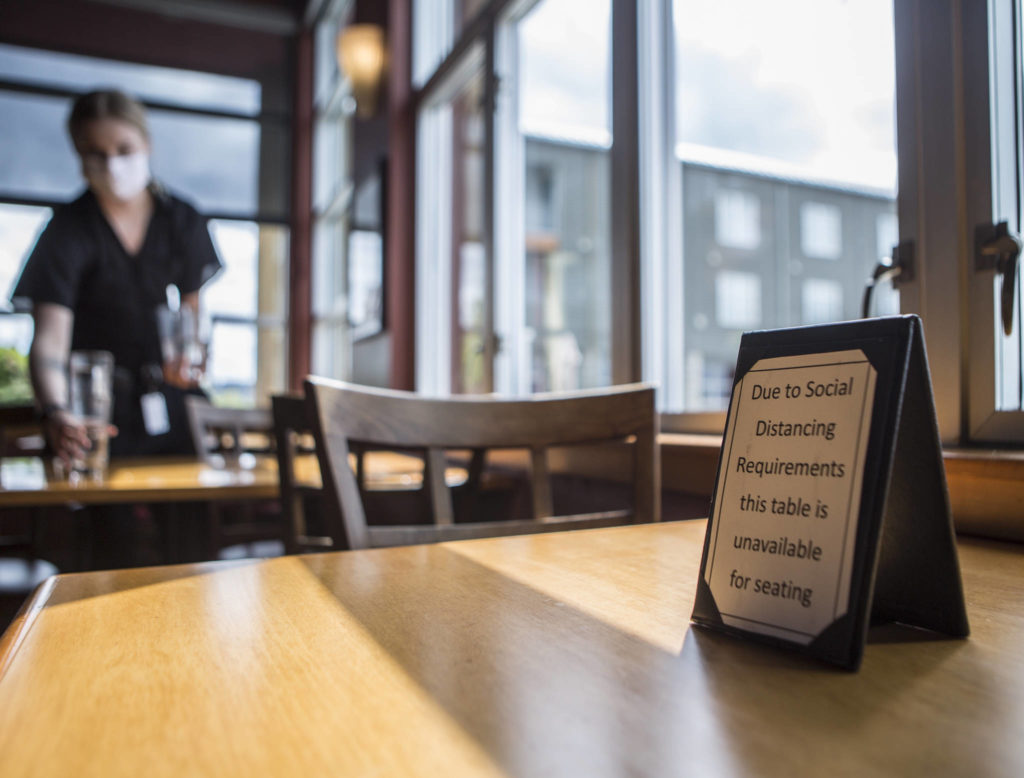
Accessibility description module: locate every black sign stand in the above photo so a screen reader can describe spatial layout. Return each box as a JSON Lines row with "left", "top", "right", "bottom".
{"left": 691, "top": 315, "right": 969, "bottom": 670}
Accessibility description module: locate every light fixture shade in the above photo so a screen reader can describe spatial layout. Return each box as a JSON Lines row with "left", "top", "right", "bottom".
{"left": 336, "top": 24, "right": 386, "bottom": 119}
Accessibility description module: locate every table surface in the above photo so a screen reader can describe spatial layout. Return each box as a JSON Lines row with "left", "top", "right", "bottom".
{"left": 0, "top": 520, "right": 1020, "bottom": 777}
{"left": 0, "top": 452, "right": 464, "bottom": 507}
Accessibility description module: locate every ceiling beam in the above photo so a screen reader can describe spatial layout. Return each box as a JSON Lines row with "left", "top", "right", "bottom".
{"left": 85, "top": 0, "right": 300, "bottom": 35}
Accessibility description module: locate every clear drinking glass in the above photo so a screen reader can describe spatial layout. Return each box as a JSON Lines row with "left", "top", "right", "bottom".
{"left": 156, "top": 305, "right": 207, "bottom": 386}
{"left": 68, "top": 350, "right": 114, "bottom": 481}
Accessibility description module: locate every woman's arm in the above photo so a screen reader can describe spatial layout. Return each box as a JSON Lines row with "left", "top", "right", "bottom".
{"left": 29, "top": 303, "right": 90, "bottom": 463}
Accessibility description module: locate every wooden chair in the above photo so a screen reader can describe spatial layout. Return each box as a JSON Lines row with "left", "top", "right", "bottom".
{"left": 185, "top": 397, "right": 275, "bottom": 465}
{"left": 184, "top": 397, "right": 284, "bottom": 558}
{"left": 304, "top": 378, "right": 660, "bottom": 550}
{"left": 271, "top": 394, "right": 335, "bottom": 555}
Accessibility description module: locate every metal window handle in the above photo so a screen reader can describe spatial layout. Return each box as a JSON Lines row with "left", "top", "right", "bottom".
{"left": 975, "top": 222, "right": 1022, "bottom": 337}
{"left": 862, "top": 240, "right": 914, "bottom": 319}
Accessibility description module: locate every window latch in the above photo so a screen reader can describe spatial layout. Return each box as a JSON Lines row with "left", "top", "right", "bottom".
{"left": 862, "top": 240, "right": 914, "bottom": 319}
{"left": 975, "top": 221, "right": 1022, "bottom": 337}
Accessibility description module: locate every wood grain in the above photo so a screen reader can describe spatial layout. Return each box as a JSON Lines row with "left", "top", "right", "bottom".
{"left": 0, "top": 521, "right": 1021, "bottom": 777}
{"left": 944, "top": 449, "right": 1024, "bottom": 541}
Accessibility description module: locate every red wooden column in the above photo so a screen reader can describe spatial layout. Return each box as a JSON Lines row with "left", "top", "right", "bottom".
{"left": 289, "top": 28, "right": 314, "bottom": 391}
{"left": 386, "top": 0, "right": 417, "bottom": 390}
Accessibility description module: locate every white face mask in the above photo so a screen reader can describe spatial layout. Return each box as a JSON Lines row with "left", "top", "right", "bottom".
{"left": 84, "top": 151, "right": 151, "bottom": 201}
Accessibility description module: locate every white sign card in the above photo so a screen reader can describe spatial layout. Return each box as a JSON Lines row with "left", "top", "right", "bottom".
{"left": 692, "top": 316, "right": 969, "bottom": 670}
{"left": 705, "top": 350, "right": 876, "bottom": 644}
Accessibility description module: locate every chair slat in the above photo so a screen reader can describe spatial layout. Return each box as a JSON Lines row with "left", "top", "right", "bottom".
{"left": 425, "top": 449, "right": 454, "bottom": 525}
{"left": 530, "top": 447, "right": 553, "bottom": 520}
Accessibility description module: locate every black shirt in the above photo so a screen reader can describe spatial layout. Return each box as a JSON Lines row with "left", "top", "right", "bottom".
{"left": 12, "top": 188, "right": 223, "bottom": 455}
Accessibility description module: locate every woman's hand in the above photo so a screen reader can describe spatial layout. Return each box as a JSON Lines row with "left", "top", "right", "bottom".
{"left": 44, "top": 409, "right": 119, "bottom": 471}
{"left": 43, "top": 409, "right": 92, "bottom": 467}
{"left": 162, "top": 348, "right": 206, "bottom": 389}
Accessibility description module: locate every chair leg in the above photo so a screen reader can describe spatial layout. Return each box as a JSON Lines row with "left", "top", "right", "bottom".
{"left": 207, "top": 504, "right": 223, "bottom": 561}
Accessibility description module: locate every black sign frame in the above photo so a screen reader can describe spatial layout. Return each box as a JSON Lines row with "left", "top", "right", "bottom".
{"left": 691, "top": 315, "right": 969, "bottom": 670}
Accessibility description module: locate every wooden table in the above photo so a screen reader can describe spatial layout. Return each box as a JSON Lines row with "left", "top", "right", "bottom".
{"left": 0, "top": 520, "right": 1020, "bottom": 777}
{"left": 0, "top": 452, "right": 464, "bottom": 508}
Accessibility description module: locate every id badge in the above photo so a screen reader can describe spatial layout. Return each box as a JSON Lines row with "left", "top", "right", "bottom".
{"left": 141, "top": 392, "right": 171, "bottom": 436}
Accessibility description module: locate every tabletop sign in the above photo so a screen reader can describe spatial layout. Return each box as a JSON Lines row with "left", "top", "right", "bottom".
{"left": 692, "top": 315, "right": 969, "bottom": 670}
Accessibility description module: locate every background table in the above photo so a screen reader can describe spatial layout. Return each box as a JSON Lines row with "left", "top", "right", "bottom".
{"left": 0, "top": 452, "right": 468, "bottom": 508}
{"left": 0, "top": 520, "right": 1021, "bottom": 777}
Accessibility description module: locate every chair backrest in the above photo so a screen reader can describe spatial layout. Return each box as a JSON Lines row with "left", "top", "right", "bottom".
{"left": 271, "top": 393, "right": 333, "bottom": 554}
{"left": 185, "top": 396, "right": 274, "bottom": 465}
{"left": 304, "top": 378, "right": 660, "bottom": 550}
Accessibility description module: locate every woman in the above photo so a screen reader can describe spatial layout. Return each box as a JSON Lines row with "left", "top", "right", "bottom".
{"left": 13, "top": 89, "right": 222, "bottom": 464}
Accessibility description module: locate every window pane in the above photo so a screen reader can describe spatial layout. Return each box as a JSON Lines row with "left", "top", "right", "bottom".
{"left": 671, "top": 0, "right": 898, "bottom": 411}
{"left": 0, "top": 91, "right": 80, "bottom": 201}
{"left": 313, "top": 113, "right": 351, "bottom": 213}
{"left": 0, "top": 203, "right": 51, "bottom": 309}
{"left": 348, "top": 230, "right": 384, "bottom": 339}
{"left": 204, "top": 221, "right": 288, "bottom": 405}
{"left": 519, "top": 0, "right": 610, "bottom": 145}
{"left": 312, "top": 320, "right": 349, "bottom": 379}
{"left": 205, "top": 221, "right": 259, "bottom": 319}
{"left": 416, "top": 57, "right": 487, "bottom": 393}
{"left": 0, "top": 203, "right": 46, "bottom": 404}
{"left": 0, "top": 43, "right": 261, "bottom": 115}
{"left": 413, "top": 0, "right": 487, "bottom": 86}
{"left": 995, "top": 0, "right": 1024, "bottom": 413}
{"left": 0, "top": 91, "right": 260, "bottom": 217}
{"left": 207, "top": 321, "right": 257, "bottom": 406}
{"left": 312, "top": 217, "right": 347, "bottom": 321}
{"left": 452, "top": 72, "right": 487, "bottom": 393}
{"left": 149, "top": 110, "right": 260, "bottom": 217}
{"left": 500, "top": 0, "right": 613, "bottom": 394}
{"left": 311, "top": 215, "right": 350, "bottom": 379}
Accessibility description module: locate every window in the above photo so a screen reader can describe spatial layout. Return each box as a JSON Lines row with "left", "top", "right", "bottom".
{"left": 715, "top": 271, "right": 761, "bottom": 330}
{"left": 714, "top": 190, "right": 761, "bottom": 250}
{"left": 801, "top": 278, "right": 844, "bottom": 325}
{"left": 957, "top": 0, "right": 1024, "bottom": 440}
{"left": 415, "top": 47, "right": 487, "bottom": 394}
{"left": 311, "top": 0, "right": 356, "bottom": 381}
{"left": 495, "top": 0, "right": 613, "bottom": 394}
{"left": 648, "top": 0, "right": 898, "bottom": 417}
{"left": 0, "top": 43, "right": 287, "bottom": 406}
{"left": 203, "top": 221, "right": 289, "bottom": 406}
{"left": 413, "top": 0, "right": 490, "bottom": 87}
{"left": 800, "top": 202, "right": 843, "bottom": 261}
{"left": 410, "top": 0, "right": 1021, "bottom": 444}
{"left": 0, "top": 203, "right": 49, "bottom": 403}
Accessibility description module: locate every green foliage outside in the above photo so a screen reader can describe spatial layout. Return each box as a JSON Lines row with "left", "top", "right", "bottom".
{"left": 0, "top": 347, "right": 33, "bottom": 405}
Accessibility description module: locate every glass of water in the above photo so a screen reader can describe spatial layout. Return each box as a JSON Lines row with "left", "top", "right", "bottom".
{"left": 155, "top": 305, "right": 207, "bottom": 386}
{"left": 68, "top": 350, "right": 114, "bottom": 481}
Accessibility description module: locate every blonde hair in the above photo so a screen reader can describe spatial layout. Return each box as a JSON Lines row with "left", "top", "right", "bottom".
{"left": 68, "top": 89, "right": 150, "bottom": 148}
